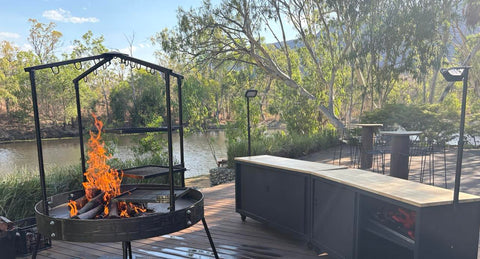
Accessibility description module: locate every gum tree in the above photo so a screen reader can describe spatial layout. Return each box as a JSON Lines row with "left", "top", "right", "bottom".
{"left": 154, "top": 0, "right": 448, "bottom": 132}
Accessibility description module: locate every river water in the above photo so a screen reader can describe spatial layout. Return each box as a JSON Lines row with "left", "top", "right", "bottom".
{"left": 0, "top": 131, "right": 227, "bottom": 178}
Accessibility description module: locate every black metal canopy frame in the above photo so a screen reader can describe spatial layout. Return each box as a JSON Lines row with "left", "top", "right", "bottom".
{"left": 24, "top": 52, "right": 218, "bottom": 259}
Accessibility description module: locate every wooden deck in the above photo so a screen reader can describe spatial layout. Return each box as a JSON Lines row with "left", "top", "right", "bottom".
{"left": 25, "top": 183, "right": 320, "bottom": 259}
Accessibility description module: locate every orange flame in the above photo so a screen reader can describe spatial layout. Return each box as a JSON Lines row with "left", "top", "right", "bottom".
{"left": 83, "top": 113, "right": 123, "bottom": 204}
{"left": 119, "top": 202, "right": 130, "bottom": 218}
{"left": 130, "top": 202, "right": 147, "bottom": 214}
{"left": 71, "top": 113, "right": 147, "bottom": 219}
{"left": 68, "top": 200, "right": 78, "bottom": 217}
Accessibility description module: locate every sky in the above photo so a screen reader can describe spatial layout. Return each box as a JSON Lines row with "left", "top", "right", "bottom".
{"left": 0, "top": 0, "right": 207, "bottom": 63}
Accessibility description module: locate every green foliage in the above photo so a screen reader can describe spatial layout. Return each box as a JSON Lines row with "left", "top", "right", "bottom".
{"left": 226, "top": 130, "right": 337, "bottom": 167}
{"left": 361, "top": 103, "right": 458, "bottom": 143}
{"left": 110, "top": 81, "right": 131, "bottom": 124}
{"left": 0, "top": 165, "right": 83, "bottom": 221}
{"left": 182, "top": 72, "right": 217, "bottom": 132}
{"left": 269, "top": 81, "right": 324, "bottom": 135}
{"left": 110, "top": 71, "right": 165, "bottom": 127}
{"left": 131, "top": 118, "right": 169, "bottom": 163}
{"left": 131, "top": 71, "right": 166, "bottom": 125}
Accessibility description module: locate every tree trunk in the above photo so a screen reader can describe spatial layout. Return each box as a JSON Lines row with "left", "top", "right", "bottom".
{"left": 318, "top": 105, "right": 344, "bottom": 133}
{"left": 429, "top": 67, "right": 440, "bottom": 103}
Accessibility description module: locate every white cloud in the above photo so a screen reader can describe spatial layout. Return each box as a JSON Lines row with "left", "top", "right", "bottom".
{"left": 43, "top": 8, "right": 99, "bottom": 24}
{"left": 21, "top": 43, "right": 33, "bottom": 51}
{"left": 119, "top": 46, "right": 137, "bottom": 56}
{"left": 62, "top": 45, "right": 75, "bottom": 54}
{"left": 0, "top": 32, "right": 21, "bottom": 39}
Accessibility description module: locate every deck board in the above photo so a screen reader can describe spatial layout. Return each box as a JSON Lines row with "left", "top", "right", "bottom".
{"left": 22, "top": 183, "right": 320, "bottom": 259}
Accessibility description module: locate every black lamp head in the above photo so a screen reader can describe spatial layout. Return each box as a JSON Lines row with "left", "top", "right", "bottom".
{"left": 440, "top": 67, "right": 467, "bottom": 82}
{"left": 245, "top": 89, "right": 258, "bottom": 98}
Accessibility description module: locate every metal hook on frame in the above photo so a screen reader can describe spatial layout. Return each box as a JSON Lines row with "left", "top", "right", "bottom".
{"left": 74, "top": 62, "right": 83, "bottom": 70}
{"left": 136, "top": 63, "right": 142, "bottom": 70}
{"left": 149, "top": 67, "right": 156, "bottom": 75}
{"left": 51, "top": 66, "right": 60, "bottom": 75}
{"left": 83, "top": 76, "right": 88, "bottom": 83}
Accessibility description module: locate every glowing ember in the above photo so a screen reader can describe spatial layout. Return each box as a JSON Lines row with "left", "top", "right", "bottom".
{"left": 68, "top": 113, "right": 146, "bottom": 218}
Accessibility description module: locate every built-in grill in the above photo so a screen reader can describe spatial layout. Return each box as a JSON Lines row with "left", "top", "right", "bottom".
{"left": 25, "top": 52, "right": 218, "bottom": 259}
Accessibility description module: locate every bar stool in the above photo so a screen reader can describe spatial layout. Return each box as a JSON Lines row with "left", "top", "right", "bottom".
{"left": 367, "top": 135, "right": 391, "bottom": 174}
{"left": 408, "top": 139, "right": 447, "bottom": 188}
{"left": 333, "top": 128, "right": 361, "bottom": 167}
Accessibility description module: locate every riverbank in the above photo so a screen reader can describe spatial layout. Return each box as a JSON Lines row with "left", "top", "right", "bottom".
{"left": 0, "top": 114, "right": 285, "bottom": 142}
{"left": 0, "top": 115, "right": 78, "bottom": 142}
{"left": 185, "top": 174, "right": 211, "bottom": 189}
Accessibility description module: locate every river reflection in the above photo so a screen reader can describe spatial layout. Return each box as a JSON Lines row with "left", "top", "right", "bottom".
{"left": 0, "top": 131, "right": 227, "bottom": 178}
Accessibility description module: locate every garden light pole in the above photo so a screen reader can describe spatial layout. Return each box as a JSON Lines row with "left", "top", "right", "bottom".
{"left": 245, "top": 89, "right": 258, "bottom": 156}
{"left": 440, "top": 66, "right": 470, "bottom": 204}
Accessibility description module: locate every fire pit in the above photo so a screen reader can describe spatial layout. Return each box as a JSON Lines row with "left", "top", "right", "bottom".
{"left": 35, "top": 184, "right": 204, "bottom": 243}
{"left": 25, "top": 53, "right": 219, "bottom": 259}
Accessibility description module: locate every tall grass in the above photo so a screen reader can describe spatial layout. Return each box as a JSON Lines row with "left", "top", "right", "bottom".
{"left": 227, "top": 130, "right": 337, "bottom": 167}
{"left": 0, "top": 165, "right": 83, "bottom": 221}
{"left": 0, "top": 155, "right": 182, "bottom": 221}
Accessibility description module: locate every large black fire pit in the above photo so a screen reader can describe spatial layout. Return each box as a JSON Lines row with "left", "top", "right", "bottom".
{"left": 35, "top": 184, "right": 204, "bottom": 243}
{"left": 25, "top": 53, "right": 218, "bottom": 258}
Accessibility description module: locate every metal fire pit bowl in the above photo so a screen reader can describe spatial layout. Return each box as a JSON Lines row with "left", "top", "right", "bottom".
{"left": 35, "top": 184, "right": 204, "bottom": 243}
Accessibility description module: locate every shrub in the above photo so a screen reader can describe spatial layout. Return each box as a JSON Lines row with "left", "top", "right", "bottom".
{"left": 226, "top": 130, "right": 337, "bottom": 167}
{"left": 360, "top": 103, "right": 457, "bottom": 144}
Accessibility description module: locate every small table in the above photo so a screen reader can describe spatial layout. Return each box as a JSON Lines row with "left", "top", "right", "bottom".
{"left": 355, "top": 124, "right": 383, "bottom": 169}
{"left": 380, "top": 131, "right": 422, "bottom": 179}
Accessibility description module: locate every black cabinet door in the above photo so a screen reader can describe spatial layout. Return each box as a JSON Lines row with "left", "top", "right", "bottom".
{"left": 312, "top": 179, "right": 356, "bottom": 259}
{"left": 240, "top": 165, "right": 308, "bottom": 236}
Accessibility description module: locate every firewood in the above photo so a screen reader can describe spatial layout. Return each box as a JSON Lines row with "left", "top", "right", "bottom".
{"left": 73, "top": 195, "right": 87, "bottom": 210}
{"left": 78, "top": 191, "right": 105, "bottom": 214}
{"left": 83, "top": 188, "right": 101, "bottom": 200}
{"left": 107, "top": 200, "right": 120, "bottom": 218}
{"left": 0, "top": 216, "right": 13, "bottom": 232}
{"left": 73, "top": 204, "right": 103, "bottom": 219}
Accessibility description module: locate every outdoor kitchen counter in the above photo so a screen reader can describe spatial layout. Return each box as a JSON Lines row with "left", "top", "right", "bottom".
{"left": 235, "top": 155, "right": 480, "bottom": 259}
{"left": 236, "top": 155, "right": 480, "bottom": 207}
{"left": 235, "top": 155, "right": 347, "bottom": 173}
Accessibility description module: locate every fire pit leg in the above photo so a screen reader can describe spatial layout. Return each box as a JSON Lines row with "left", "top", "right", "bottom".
{"left": 122, "top": 241, "right": 132, "bottom": 259}
{"left": 31, "top": 233, "right": 42, "bottom": 259}
{"left": 202, "top": 217, "right": 219, "bottom": 259}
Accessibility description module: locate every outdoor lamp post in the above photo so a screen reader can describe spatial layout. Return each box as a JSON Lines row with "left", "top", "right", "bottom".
{"left": 440, "top": 66, "right": 471, "bottom": 204}
{"left": 245, "top": 89, "right": 258, "bottom": 156}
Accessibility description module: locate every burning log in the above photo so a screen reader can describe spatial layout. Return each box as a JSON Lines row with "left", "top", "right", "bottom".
{"left": 73, "top": 195, "right": 87, "bottom": 210}
{"left": 74, "top": 204, "right": 104, "bottom": 219}
{"left": 78, "top": 191, "right": 105, "bottom": 214}
{"left": 107, "top": 200, "right": 119, "bottom": 219}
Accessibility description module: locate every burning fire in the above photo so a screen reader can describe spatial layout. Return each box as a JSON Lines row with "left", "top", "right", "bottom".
{"left": 68, "top": 113, "right": 146, "bottom": 218}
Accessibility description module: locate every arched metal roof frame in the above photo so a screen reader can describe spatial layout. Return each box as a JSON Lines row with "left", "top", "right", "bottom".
{"left": 24, "top": 52, "right": 184, "bottom": 215}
